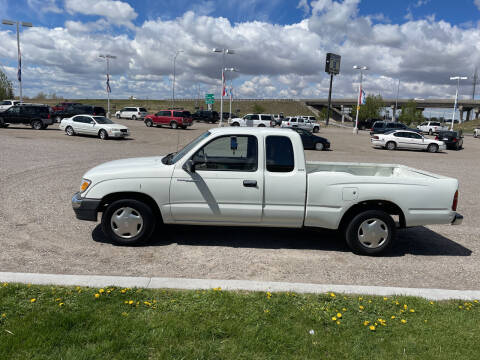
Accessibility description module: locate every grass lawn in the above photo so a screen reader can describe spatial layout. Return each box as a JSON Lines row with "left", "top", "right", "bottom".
{"left": 0, "top": 283, "right": 479, "bottom": 359}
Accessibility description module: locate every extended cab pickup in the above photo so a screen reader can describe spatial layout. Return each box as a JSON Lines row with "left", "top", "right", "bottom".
{"left": 72, "top": 128, "right": 462, "bottom": 255}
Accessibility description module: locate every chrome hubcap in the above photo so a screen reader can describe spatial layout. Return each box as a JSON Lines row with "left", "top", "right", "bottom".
{"left": 67, "top": 127, "right": 73, "bottom": 135}
{"left": 357, "top": 218, "right": 388, "bottom": 248}
{"left": 110, "top": 207, "right": 143, "bottom": 239}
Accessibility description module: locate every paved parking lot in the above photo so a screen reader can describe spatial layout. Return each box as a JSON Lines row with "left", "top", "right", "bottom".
{"left": 0, "top": 120, "right": 479, "bottom": 290}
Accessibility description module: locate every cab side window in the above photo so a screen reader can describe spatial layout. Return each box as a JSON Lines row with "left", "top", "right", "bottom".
{"left": 266, "top": 136, "right": 294, "bottom": 172}
{"left": 192, "top": 135, "right": 258, "bottom": 172}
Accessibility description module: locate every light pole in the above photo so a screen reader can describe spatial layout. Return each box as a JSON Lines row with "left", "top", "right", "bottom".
{"left": 353, "top": 65, "right": 368, "bottom": 134}
{"left": 449, "top": 76, "right": 467, "bottom": 131}
{"left": 213, "top": 48, "right": 235, "bottom": 126}
{"left": 172, "top": 50, "right": 183, "bottom": 109}
{"left": 99, "top": 54, "right": 116, "bottom": 117}
{"left": 224, "top": 67, "right": 238, "bottom": 121}
{"left": 393, "top": 79, "right": 400, "bottom": 121}
{"left": 2, "top": 19, "right": 33, "bottom": 103}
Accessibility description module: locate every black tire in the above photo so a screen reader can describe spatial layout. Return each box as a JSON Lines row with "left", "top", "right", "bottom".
{"left": 386, "top": 141, "right": 396, "bottom": 151}
{"left": 170, "top": 121, "right": 178, "bottom": 129}
{"left": 428, "top": 129, "right": 433, "bottom": 135}
{"left": 313, "top": 126, "right": 319, "bottom": 133}
{"left": 181, "top": 125, "right": 187, "bottom": 129}
{"left": 474, "top": 132, "right": 478, "bottom": 138}
{"left": 116, "top": 114, "right": 121, "bottom": 119}
{"left": 32, "top": 120, "right": 43, "bottom": 130}
{"left": 101, "top": 199, "right": 156, "bottom": 245}
{"left": 258, "top": 124, "right": 266, "bottom": 127}
{"left": 99, "top": 129, "right": 108, "bottom": 140}
{"left": 315, "top": 142, "right": 324, "bottom": 151}
{"left": 132, "top": 115, "right": 137, "bottom": 120}
{"left": 231, "top": 122, "right": 240, "bottom": 126}
{"left": 427, "top": 143, "right": 438, "bottom": 153}
{"left": 345, "top": 210, "right": 395, "bottom": 256}
{"left": 0, "top": 117, "right": 5, "bottom": 128}
{"left": 145, "top": 119, "right": 153, "bottom": 127}
{"left": 42, "top": 124, "right": 48, "bottom": 129}
{"left": 65, "top": 126, "right": 75, "bottom": 136}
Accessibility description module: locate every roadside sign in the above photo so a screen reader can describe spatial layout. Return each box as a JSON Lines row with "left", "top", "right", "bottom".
{"left": 205, "top": 93, "right": 214, "bottom": 104}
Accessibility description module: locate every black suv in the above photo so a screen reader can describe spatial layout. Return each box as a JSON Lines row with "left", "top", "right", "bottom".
{"left": 52, "top": 104, "right": 106, "bottom": 122}
{"left": 0, "top": 104, "right": 53, "bottom": 130}
{"left": 192, "top": 110, "right": 219, "bottom": 123}
{"left": 370, "top": 121, "right": 421, "bottom": 135}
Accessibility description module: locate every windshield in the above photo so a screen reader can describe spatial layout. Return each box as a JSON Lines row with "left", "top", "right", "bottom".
{"left": 165, "top": 131, "right": 211, "bottom": 165}
{"left": 93, "top": 116, "right": 114, "bottom": 124}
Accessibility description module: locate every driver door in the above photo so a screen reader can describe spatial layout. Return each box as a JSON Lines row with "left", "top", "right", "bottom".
{"left": 170, "top": 134, "right": 263, "bottom": 224}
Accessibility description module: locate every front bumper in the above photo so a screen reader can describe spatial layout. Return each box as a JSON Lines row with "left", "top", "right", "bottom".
{"left": 72, "top": 192, "right": 101, "bottom": 221}
{"left": 451, "top": 213, "right": 463, "bottom": 226}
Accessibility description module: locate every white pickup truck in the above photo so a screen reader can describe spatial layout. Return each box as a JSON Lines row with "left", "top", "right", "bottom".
{"left": 417, "top": 121, "right": 448, "bottom": 135}
{"left": 72, "top": 128, "right": 462, "bottom": 255}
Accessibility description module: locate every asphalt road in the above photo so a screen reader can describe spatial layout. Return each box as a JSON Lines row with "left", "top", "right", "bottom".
{"left": 0, "top": 120, "right": 478, "bottom": 290}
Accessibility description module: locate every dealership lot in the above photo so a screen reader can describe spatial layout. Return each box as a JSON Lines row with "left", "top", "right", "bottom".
{"left": 0, "top": 120, "right": 479, "bottom": 290}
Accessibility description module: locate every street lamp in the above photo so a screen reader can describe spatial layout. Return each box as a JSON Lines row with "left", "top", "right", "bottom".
{"left": 353, "top": 65, "right": 368, "bottom": 134}
{"left": 449, "top": 76, "right": 468, "bottom": 131}
{"left": 224, "top": 67, "right": 238, "bottom": 121}
{"left": 172, "top": 50, "right": 183, "bottom": 109}
{"left": 2, "top": 19, "right": 33, "bottom": 103}
{"left": 99, "top": 54, "right": 116, "bottom": 117}
{"left": 212, "top": 48, "right": 235, "bottom": 126}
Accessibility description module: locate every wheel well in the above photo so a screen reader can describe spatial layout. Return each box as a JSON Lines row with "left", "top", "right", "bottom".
{"left": 99, "top": 192, "right": 163, "bottom": 222}
{"left": 339, "top": 200, "right": 406, "bottom": 230}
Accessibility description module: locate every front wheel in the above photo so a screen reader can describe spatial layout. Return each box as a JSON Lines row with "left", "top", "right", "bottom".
{"left": 428, "top": 129, "right": 433, "bottom": 135}
{"left": 258, "top": 124, "right": 266, "bottom": 127}
{"left": 231, "top": 122, "right": 240, "bottom": 126}
{"left": 474, "top": 132, "right": 478, "bottom": 138}
{"left": 101, "top": 199, "right": 156, "bottom": 245}
{"left": 386, "top": 141, "right": 396, "bottom": 151}
{"left": 345, "top": 210, "right": 395, "bottom": 255}
{"left": 313, "top": 126, "right": 319, "bottom": 133}
{"left": 427, "top": 143, "right": 438, "bottom": 153}
{"left": 99, "top": 129, "right": 108, "bottom": 140}
{"left": 315, "top": 142, "right": 324, "bottom": 151}
{"left": 65, "top": 126, "right": 75, "bottom": 136}
{"left": 170, "top": 121, "right": 178, "bottom": 129}
{"left": 145, "top": 119, "right": 153, "bottom": 127}
{"left": 116, "top": 114, "right": 120, "bottom": 119}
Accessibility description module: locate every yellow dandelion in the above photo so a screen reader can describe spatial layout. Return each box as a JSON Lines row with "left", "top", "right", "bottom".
{"left": 369, "top": 325, "right": 376, "bottom": 331}
{"left": 95, "top": 293, "right": 100, "bottom": 298}
{"left": 429, "top": 301, "right": 434, "bottom": 305}
{"left": 337, "top": 313, "right": 342, "bottom": 318}
{"left": 424, "top": 319, "right": 428, "bottom": 323}
{"left": 363, "top": 320, "right": 370, "bottom": 326}
{"left": 474, "top": 300, "right": 478, "bottom": 303}
{"left": 144, "top": 301, "right": 151, "bottom": 306}
{"left": 55, "top": 298, "right": 61, "bottom": 302}
{"left": 107, "top": 290, "right": 111, "bottom": 294}
{"left": 336, "top": 321, "right": 341, "bottom": 325}
{"left": 359, "top": 305, "right": 364, "bottom": 310}
{"left": 121, "top": 312, "right": 128, "bottom": 317}
{"left": 391, "top": 315, "right": 396, "bottom": 319}
{"left": 59, "top": 303, "right": 64, "bottom": 307}
{"left": 330, "top": 292, "right": 336, "bottom": 298}
{"left": 459, "top": 305, "right": 463, "bottom": 309}
{"left": 342, "top": 308, "right": 347, "bottom": 311}
{"left": 395, "top": 301, "right": 400, "bottom": 305}
{"left": 2, "top": 282, "right": 7, "bottom": 287}
{"left": 401, "top": 319, "right": 407, "bottom": 324}
{"left": 358, "top": 297, "right": 363, "bottom": 301}
{"left": 264, "top": 309, "right": 270, "bottom": 313}
{"left": 121, "top": 289, "right": 126, "bottom": 294}
{"left": 368, "top": 300, "right": 372, "bottom": 303}
{"left": 403, "top": 304, "right": 408, "bottom": 309}
{"left": 383, "top": 297, "right": 388, "bottom": 301}
{"left": 153, "top": 300, "right": 157, "bottom": 304}
{"left": 30, "top": 298, "right": 36, "bottom": 303}
{"left": 76, "top": 286, "right": 81, "bottom": 291}
{"left": 99, "top": 289, "right": 105, "bottom": 294}
{"left": 124, "top": 300, "right": 128, "bottom": 304}
{"left": 332, "top": 316, "right": 337, "bottom": 321}
{"left": 410, "top": 309, "right": 415, "bottom": 313}
{"left": 1, "top": 313, "right": 6, "bottom": 318}
{"left": 400, "top": 310, "right": 404, "bottom": 313}
{"left": 128, "top": 300, "right": 134, "bottom": 305}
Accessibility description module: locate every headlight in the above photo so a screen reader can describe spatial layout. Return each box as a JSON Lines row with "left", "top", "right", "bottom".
{"left": 80, "top": 179, "right": 91, "bottom": 193}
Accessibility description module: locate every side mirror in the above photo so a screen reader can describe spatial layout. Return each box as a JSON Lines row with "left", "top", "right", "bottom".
{"left": 183, "top": 159, "right": 195, "bottom": 173}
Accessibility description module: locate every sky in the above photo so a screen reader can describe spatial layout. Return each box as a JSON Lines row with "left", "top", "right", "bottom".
{"left": 1, "top": 0, "right": 480, "bottom": 108}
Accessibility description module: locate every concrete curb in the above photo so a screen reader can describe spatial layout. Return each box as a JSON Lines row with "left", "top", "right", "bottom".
{"left": 1, "top": 272, "right": 479, "bottom": 301}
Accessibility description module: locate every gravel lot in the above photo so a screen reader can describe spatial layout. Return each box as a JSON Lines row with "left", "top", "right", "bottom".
{"left": 0, "top": 120, "right": 479, "bottom": 290}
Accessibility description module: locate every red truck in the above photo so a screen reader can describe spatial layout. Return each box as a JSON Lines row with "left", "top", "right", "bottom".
{"left": 144, "top": 110, "right": 193, "bottom": 129}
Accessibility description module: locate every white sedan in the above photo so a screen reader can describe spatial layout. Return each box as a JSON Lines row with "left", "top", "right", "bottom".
{"left": 59, "top": 115, "right": 130, "bottom": 140}
{"left": 371, "top": 130, "right": 445, "bottom": 153}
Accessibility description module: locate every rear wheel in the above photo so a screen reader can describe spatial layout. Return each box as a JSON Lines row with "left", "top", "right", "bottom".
{"left": 65, "top": 126, "right": 74, "bottom": 136}
{"left": 132, "top": 115, "right": 137, "bottom": 120}
{"left": 313, "top": 126, "right": 319, "bottom": 133}
{"left": 258, "top": 124, "right": 266, "bottom": 127}
{"left": 145, "top": 119, "right": 153, "bottom": 127}
{"left": 99, "top": 129, "right": 108, "bottom": 140}
{"left": 116, "top": 114, "right": 120, "bottom": 119}
{"left": 427, "top": 143, "right": 438, "bottom": 153}
{"left": 101, "top": 199, "right": 156, "bottom": 245}
{"left": 32, "top": 120, "right": 43, "bottom": 130}
{"left": 345, "top": 210, "right": 395, "bottom": 255}
{"left": 231, "top": 122, "right": 240, "bottom": 126}
{"left": 315, "top": 142, "right": 324, "bottom": 151}
{"left": 170, "top": 121, "right": 178, "bottom": 129}
{"left": 428, "top": 129, "right": 433, "bottom": 135}
{"left": 386, "top": 141, "right": 396, "bottom": 150}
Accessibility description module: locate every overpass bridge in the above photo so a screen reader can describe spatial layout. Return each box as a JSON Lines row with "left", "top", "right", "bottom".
{"left": 304, "top": 98, "right": 480, "bottom": 121}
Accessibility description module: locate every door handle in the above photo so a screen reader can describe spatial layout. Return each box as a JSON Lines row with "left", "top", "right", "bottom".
{"left": 243, "top": 180, "right": 257, "bottom": 187}
{"left": 177, "top": 179, "right": 198, "bottom": 183}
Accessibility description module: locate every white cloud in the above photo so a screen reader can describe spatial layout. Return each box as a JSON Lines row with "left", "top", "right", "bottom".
{"left": 27, "top": 0, "right": 62, "bottom": 13}
{"left": 475, "top": 0, "right": 480, "bottom": 11}
{"left": 64, "top": 0, "right": 137, "bottom": 29}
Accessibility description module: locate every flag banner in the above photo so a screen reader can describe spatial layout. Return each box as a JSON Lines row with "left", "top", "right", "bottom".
{"left": 230, "top": 86, "right": 233, "bottom": 99}
{"left": 17, "top": 47, "right": 21, "bottom": 82}
{"left": 361, "top": 89, "right": 366, "bottom": 105}
{"left": 106, "top": 74, "right": 111, "bottom": 93}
